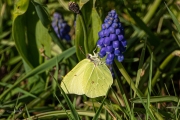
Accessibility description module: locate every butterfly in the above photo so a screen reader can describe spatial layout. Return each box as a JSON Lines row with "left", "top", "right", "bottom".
{"left": 60, "top": 53, "right": 113, "bottom": 98}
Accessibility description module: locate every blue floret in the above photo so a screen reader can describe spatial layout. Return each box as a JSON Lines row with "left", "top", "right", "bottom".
{"left": 51, "top": 12, "right": 71, "bottom": 41}
{"left": 97, "top": 10, "right": 127, "bottom": 65}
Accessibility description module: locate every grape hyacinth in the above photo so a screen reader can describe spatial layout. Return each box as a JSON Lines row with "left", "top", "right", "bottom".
{"left": 51, "top": 12, "right": 71, "bottom": 41}
{"left": 97, "top": 10, "right": 127, "bottom": 65}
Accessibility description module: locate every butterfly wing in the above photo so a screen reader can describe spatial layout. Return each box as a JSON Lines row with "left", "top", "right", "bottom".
{"left": 82, "top": 63, "right": 113, "bottom": 98}
{"left": 61, "top": 59, "right": 90, "bottom": 95}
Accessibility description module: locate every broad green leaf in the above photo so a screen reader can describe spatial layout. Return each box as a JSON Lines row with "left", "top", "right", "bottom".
{"left": 13, "top": 15, "right": 33, "bottom": 68}
{"left": 13, "top": 2, "right": 51, "bottom": 93}
{"left": 32, "top": 1, "right": 67, "bottom": 51}
{"left": 13, "top": 1, "right": 51, "bottom": 68}
{"left": 80, "top": 1, "right": 92, "bottom": 54}
{"left": 32, "top": 1, "right": 51, "bottom": 28}
{"left": 75, "top": 15, "right": 86, "bottom": 60}
{"left": 25, "top": 2, "right": 51, "bottom": 67}
{"left": 87, "top": 8, "right": 101, "bottom": 53}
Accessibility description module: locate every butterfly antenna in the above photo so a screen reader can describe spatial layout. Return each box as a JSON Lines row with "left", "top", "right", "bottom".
{"left": 93, "top": 46, "right": 97, "bottom": 55}
{"left": 78, "top": 46, "right": 86, "bottom": 56}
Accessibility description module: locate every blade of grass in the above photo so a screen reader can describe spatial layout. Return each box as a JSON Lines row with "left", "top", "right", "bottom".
{"left": 14, "top": 87, "right": 53, "bottom": 119}
{"left": 115, "top": 61, "right": 159, "bottom": 119}
{"left": 54, "top": 93, "right": 72, "bottom": 119}
{"left": 131, "top": 96, "right": 180, "bottom": 103}
{"left": 55, "top": 79, "right": 80, "bottom": 120}
{"left": 24, "top": 110, "right": 106, "bottom": 120}
{"left": 146, "top": 52, "right": 153, "bottom": 120}
{"left": 0, "top": 47, "right": 75, "bottom": 100}
{"left": 172, "top": 31, "right": 180, "bottom": 47}
{"left": 134, "top": 40, "right": 146, "bottom": 97}
{"left": 165, "top": 3, "right": 180, "bottom": 33}
{"left": 113, "top": 64, "right": 132, "bottom": 119}
{"left": 25, "top": 104, "right": 31, "bottom": 120}
{"left": 0, "top": 82, "right": 37, "bottom": 98}
{"left": 1, "top": 62, "right": 22, "bottom": 82}
{"left": 92, "top": 96, "right": 107, "bottom": 120}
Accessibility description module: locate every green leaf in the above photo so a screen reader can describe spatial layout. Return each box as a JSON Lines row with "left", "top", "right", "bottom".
{"left": 13, "top": 15, "right": 33, "bottom": 68}
{"left": 27, "top": 2, "right": 51, "bottom": 66}
{"left": 32, "top": 1, "right": 51, "bottom": 28}
{"left": 12, "top": 2, "right": 51, "bottom": 94}
{"left": 75, "top": 15, "right": 86, "bottom": 60}
{"left": 87, "top": 8, "right": 101, "bottom": 53}
{"left": 13, "top": 1, "right": 51, "bottom": 69}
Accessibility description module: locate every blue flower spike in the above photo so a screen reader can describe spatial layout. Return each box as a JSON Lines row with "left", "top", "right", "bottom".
{"left": 97, "top": 10, "right": 127, "bottom": 65}
{"left": 51, "top": 12, "right": 71, "bottom": 41}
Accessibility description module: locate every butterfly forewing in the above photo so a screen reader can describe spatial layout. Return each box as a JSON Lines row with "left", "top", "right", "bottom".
{"left": 61, "top": 59, "right": 90, "bottom": 95}
{"left": 83, "top": 63, "right": 113, "bottom": 98}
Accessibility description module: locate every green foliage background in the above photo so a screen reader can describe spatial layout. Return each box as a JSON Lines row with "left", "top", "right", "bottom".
{"left": 0, "top": 0, "right": 180, "bottom": 119}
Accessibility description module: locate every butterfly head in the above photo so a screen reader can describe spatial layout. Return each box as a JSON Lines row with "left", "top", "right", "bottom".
{"left": 87, "top": 53, "right": 103, "bottom": 65}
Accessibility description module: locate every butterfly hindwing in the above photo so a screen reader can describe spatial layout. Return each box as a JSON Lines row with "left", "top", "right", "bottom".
{"left": 83, "top": 62, "right": 113, "bottom": 98}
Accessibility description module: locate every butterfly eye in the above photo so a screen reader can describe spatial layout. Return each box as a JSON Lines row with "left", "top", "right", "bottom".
{"left": 68, "top": 2, "right": 80, "bottom": 14}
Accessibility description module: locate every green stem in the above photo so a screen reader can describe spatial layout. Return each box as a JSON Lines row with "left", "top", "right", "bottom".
{"left": 144, "top": 50, "right": 180, "bottom": 96}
